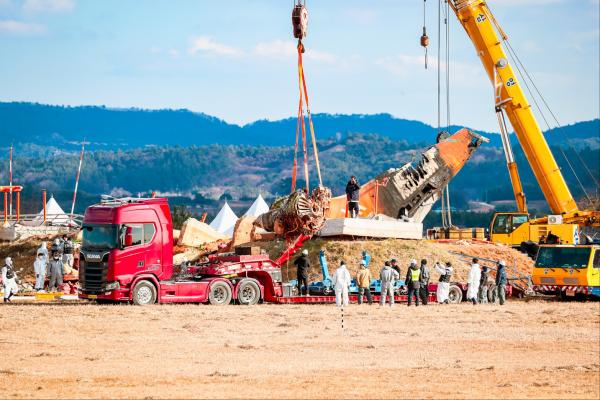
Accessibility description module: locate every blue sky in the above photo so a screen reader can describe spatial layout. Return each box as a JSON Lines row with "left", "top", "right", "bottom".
{"left": 0, "top": 0, "right": 598, "bottom": 131}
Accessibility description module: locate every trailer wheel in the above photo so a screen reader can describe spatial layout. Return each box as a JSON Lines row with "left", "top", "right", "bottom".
{"left": 132, "top": 280, "right": 157, "bottom": 306}
{"left": 237, "top": 280, "right": 260, "bottom": 305}
{"left": 448, "top": 285, "right": 463, "bottom": 304}
{"left": 209, "top": 281, "right": 232, "bottom": 306}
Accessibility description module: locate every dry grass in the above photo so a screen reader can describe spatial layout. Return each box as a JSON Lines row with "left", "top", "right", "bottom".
{"left": 0, "top": 301, "right": 598, "bottom": 399}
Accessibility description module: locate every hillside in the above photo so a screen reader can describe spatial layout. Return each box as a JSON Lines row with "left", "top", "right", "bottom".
{"left": 4, "top": 132, "right": 598, "bottom": 221}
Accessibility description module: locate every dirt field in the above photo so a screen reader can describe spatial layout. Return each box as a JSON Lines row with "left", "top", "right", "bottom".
{"left": 1, "top": 301, "right": 598, "bottom": 399}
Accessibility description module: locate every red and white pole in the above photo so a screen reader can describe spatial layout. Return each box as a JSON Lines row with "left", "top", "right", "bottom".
{"left": 70, "top": 141, "right": 85, "bottom": 217}
{"left": 9, "top": 145, "right": 13, "bottom": 219}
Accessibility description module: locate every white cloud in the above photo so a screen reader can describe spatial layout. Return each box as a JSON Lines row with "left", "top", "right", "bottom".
{"left": 0, "top": 19, "right": 45, "bottom": 35}
{"left": 254, "top": 39, "right": 338, "bottom": 63}
{"left": 188, "top": 36, "right": 244, "bottom": 58}
{"left": 22, "top": 0, "right": 74, "bottom": 13}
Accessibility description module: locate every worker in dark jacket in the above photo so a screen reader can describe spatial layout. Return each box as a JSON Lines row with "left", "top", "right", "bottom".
{"left": 390, "top": 258, "right": 401, "bottom": 278}
{"left": 345, "top": 176, "right": 360, "bottom": 218}
{"left": 495, "top": 260, "right": 508, "bottom": 305}
{"left": 405, "top": 259, "right": 421, "bottom": 306}
{"left": 419, "top": 259, "right": 430, "bottom": 305}
{"left": 294, "top": 249, "right": 311, "bottom": 296}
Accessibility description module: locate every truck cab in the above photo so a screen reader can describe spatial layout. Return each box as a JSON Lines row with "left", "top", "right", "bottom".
{"left": 490, "top": 212, "right": 580, "bottom": 246}
{"left": 79, "top": 198, "right": 174, "bottom": 302}
{"left": 532, "top": 245, "right": 600, "bottom": 298}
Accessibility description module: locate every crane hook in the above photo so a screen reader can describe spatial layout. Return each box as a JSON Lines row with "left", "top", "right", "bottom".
{"left": 420, "top": 0, "right": 429, "bottom": 69}
{"left": 292, "top": 0, "right": 309, "bottom": 46}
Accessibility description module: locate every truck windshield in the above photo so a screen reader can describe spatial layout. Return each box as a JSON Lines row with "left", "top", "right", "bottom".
{"left": 535, "top": 247, "right": 592, "bottom": 269}
{"left": 82, "top": 224, "right": 118, "bottom": 250}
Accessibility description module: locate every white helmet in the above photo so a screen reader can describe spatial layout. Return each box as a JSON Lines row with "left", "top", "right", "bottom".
{"left": 499, "top": 260, "right": 506, "bottom": 267}
{"left": 410, "top": 259, "right": 417, "bottom": 265}
{"left": 302, "top": 249, "right": 308, "bottom": 256}
{"left": 360, "top": 260, "right": 367, "bottom": 266}
{"left": 5, "top": 257, "right": 12, "bottom": 267}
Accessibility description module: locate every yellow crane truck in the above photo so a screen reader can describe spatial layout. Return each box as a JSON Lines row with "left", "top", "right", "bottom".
{"left": 448, "top": 0, "right": 599, "bottom": 247}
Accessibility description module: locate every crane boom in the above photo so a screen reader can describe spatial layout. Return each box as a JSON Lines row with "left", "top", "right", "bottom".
{"left": 449, "top": 0, "right": 579, "bottom": 215}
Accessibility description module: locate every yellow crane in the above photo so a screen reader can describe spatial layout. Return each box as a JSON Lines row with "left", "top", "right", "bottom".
{"left": 447, "top": 0, "right": 599, "bottom": 246}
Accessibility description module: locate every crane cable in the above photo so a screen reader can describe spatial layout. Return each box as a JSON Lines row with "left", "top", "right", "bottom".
{"left": 290, "top": 1, "right": 323, "bottom": 194}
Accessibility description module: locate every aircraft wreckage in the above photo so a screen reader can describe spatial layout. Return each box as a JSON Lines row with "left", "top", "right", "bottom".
{"left": 254, "top": 128, "right": 487, "bottom": 239}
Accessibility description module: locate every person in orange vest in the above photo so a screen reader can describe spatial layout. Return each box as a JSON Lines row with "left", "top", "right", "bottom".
{"left": 405, "top": 259, "right": 422, "bottom": 307}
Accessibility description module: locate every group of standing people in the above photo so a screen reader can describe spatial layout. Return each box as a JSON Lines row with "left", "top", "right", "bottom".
{"left": 294, "top": 250, "right": 508, "bottom": 307}
{"left": 35, "top": 235, "right": 75, "bottom": 292}
{"left": 466, "top": 258, "right": 508, "bottom": 305}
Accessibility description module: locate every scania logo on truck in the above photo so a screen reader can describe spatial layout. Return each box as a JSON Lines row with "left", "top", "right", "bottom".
{"left": 84, "top": 253, "right": 103, "bottom": 262}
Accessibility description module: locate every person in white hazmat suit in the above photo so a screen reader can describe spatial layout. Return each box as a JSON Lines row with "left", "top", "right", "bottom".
{"left": 380, "top": 261, "right": 400, "bottom": 307}
{"left": 37, "top": 242, "right": 49, "bottom": 264}
{"left": 34, "top": 253, "right": 47, "bottom": 291}
{"left": 435, "top": 261, "right": 453, "bottom": 304}
{"left": 331, "top": 260, "right": 351, "bottom": 307}
{"left": 2, "top": 257, "right": 19, "bottom": 302}
{"left": 467, "top": 258, "right": 482, "bottom": 305}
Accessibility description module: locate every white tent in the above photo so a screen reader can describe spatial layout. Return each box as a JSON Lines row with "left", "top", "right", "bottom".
{"left": 34, "top": 196, "right": 71, "bottom": 225}
{"left": 209, "top": 202, "right": 238, "bottom": 237}
{"left": 244, "top": 194, "right": 270, "bottom": 218}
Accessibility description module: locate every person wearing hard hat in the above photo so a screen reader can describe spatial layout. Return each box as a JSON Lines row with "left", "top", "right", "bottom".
{"left": 332, "top": 260, "right": 352, "bottom": 307}
{"left": 293, "top": 249, "right": 311, "bottom": 296}
{"left": 2, "top": 257, "right": 18, "bottom": 302}
{"left": 467, "top": 258, "right": 482, "bottom": 305}
{"left": 356, "top": 260, "right": 372, "bottom": 305}
{"left": 405, "top": 259, "right": 422, "bottom": 306}
{"left": 435, "top": 261, "right": 453, "bottom": 304}
{"left": 495, "top": 260, "right": 508, "bottom": 305}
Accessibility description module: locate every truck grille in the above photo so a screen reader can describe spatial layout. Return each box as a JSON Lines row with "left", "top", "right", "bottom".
{"left": 80, "top": 255, "right": 108, "bottom": 293}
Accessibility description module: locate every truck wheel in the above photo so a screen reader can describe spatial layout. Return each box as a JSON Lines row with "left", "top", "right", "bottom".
{"left": 448, "top": 285, "right": 463, "bottom": 304}
{"left": 209, "top": 281, "right": 232, "bottom": 306}
{"left": 237, "top": 280, "right": 260, "bottom": 305}
{"left": 132, "top": 281, "right": 157, "bottom": 306}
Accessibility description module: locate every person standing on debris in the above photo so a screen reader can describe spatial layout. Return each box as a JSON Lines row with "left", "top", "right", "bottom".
{"left": 478, "top": 266, "right": 490, "bottom": 304}
{"left": 390, "top": 258, "right": 401, "bottom": 278}
{"left": 332, "top": 260, "right": 351, "bottom": 307}
{"left": 63, "top": 236, "right": 74, "bottom": 268}
{"left": 435, "top": 262, "right": 453, "bottom": 304}
{"left": 495, "top": 260, "right": 508, "bottom": 305}
{"left": 405, "top": 259, "right": 422, "bottom": 306}
{"left": 419, "top": 259, "right": 430, "bottom": 305}
{"left": 380, "top": 261, "right": 400, "bottom": 307}
{"left": 356, "top": 260, "right": 372, "bottom": 305}
{"left": 345, "top": 176, "right": 360, "bottom": 218}
{"left": 34, "top": 253, "right": 47, "bottom": 292}
{"left": 48, "top": 252, "right": 64, "bottom": 292}
{"left": 467, "top": 258, "right": 482, "bottom": 305}
{"left": 2, "top": 257, "right": 18, "bottom": 302}
{"left": 294, "top": 249, "right": 311, "bottom": 296}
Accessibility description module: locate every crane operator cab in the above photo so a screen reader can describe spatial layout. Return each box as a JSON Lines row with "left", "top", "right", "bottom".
{"left": 490, "top": 212, "right": 580, "bottom": 247}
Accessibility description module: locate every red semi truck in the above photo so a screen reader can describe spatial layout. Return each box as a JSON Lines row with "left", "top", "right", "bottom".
{"left": 78, "top": 197, "right": 508, "bottom": 305}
